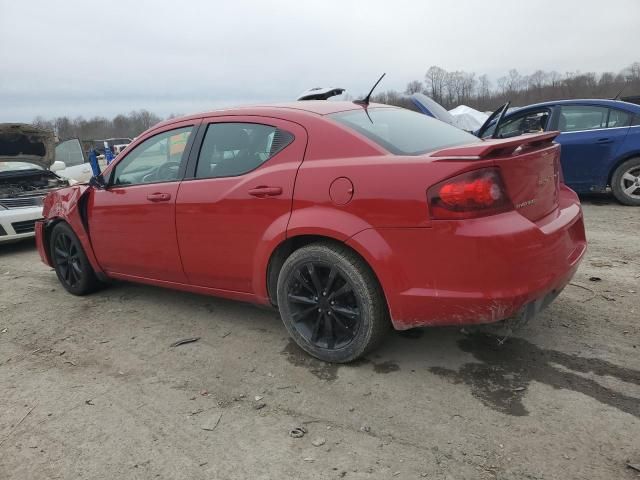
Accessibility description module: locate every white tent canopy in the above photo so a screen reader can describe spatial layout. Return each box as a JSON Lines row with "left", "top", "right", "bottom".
{"left": 448, "top": 105, "right": 489, "bottom": 131}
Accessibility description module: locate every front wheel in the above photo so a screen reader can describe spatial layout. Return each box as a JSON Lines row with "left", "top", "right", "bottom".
{"left": 50, "top": 222, "right": 101, "bottom": 295}
{"left": 276, "top": 242, "right": 390, "bottom": 363}
{"left": 611, "top": 157, "right": 640, "bottom": 206}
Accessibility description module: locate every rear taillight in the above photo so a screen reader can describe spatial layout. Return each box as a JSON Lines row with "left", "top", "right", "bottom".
{"left": 427, "top": 167, "right": 512, "bottom": 219}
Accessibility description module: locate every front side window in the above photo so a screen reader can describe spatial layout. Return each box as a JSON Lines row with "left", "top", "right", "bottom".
{"left": 558, "top": 106, "right": 608, "bottom": 132}
{"left": 494, "top": 109, "right": 550, "bottom": 138}
{"left": 112, "top": 126, "right": 193, "bottom": 186}
{"left": 330, "top": 108, "right": 478, "bottom": 155}
{"left": 195, "top": 123, "right": 293, "bottom": 179}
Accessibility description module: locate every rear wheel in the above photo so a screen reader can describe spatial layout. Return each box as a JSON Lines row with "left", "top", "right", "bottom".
{"left": 50, "top": 222, "right": 101, "bottom": 295}
{"left": 611, "top": 157, "right": 640, "bottom": 206}
{"left": 277, "top": 242, "right": 389, "bottom": 363}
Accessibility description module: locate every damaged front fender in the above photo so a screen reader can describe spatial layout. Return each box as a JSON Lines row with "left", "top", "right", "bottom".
{"left": 39, "top": 185, "right": 104, "bottom": 277}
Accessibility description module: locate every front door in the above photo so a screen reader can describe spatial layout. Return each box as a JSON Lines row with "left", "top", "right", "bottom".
{"left": 176, "top": 116, "right": 307, "bottom": 293}
{"left": 88, "top": 122, "right": 197, "bottom": 282}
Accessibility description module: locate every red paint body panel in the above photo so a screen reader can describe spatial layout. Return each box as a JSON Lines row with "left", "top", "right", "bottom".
{"left": 39, "top": 184, "right": 105, "bottom": 276}
{"left": 35, "top": 220, "right": 50, "bottom": 266}
{"left": 431, "top": 131, "right": 559, "bottom": 158}
{"left": 87, "top": 181, "right": 187, "bottom": 282}
{"left": 346, "top": 186, "right": 585, "bottom": 328}
{"left": 175, "top": 115, "right": 307, "bottom": 295}
{"left": 34, "top": 102, "right": 587, "bottom": 331}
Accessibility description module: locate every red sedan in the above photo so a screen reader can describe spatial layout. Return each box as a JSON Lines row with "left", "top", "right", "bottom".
{"left": 35, "top": 101, "right": 586, "bottom": 362}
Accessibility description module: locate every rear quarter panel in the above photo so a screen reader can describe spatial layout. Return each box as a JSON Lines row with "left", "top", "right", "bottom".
{"left": 288, "top": 117, "right": 492, "bottom": 236}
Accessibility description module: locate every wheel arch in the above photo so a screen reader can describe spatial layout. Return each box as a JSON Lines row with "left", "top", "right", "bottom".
{"left": 607, "top": 151, "right": 640, "bottom": 185}
{"left": 42, "top": 217, "right": 66, "bottom": 265}
{"left": 265, "top": 233, "right": 388, "bottom": 311}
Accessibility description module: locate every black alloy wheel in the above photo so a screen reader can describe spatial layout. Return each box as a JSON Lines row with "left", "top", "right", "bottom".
{"left": 53, "top": 231, "right": 83, "bottom": 288}
{"left": 277, "top": 242, "right": 389, "bottom": 363}
{"left": 286, "top": 262, "right": 361, "bottom": 350}
{"left": 50, "top": 222, "right": 101, "bottom": 296}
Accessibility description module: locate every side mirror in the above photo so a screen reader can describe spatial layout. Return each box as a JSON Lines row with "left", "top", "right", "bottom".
{"left": 89, "top": 174, "right": 106, "bottom": 189}
{"left": 51, "top": 160, "right": 66, "bottom": 172}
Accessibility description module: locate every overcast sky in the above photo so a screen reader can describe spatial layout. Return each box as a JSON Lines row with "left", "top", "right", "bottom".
{"left": 1, "top": 0, "right": 639, "bottom": 122}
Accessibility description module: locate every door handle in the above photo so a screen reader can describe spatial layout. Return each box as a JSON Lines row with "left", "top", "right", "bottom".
{"left": 596, "top": 138, "right": 613, "bottom": 144}
{"left": 147, "top": 192, "right": 172, "bottom": 202}
{"left": 248, "top": 186, "right": 283, "bottom": 197}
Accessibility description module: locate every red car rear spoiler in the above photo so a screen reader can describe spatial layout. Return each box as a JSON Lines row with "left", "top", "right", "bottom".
{"left": 431, "top": 131, "right": 559, "bottom": 159}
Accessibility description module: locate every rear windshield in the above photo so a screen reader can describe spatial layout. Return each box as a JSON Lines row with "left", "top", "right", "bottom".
{"left": 329, "top": 108, "right": 478, "bottom": 155}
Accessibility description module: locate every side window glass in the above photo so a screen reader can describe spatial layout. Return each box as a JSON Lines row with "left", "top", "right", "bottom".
{"left": 558, "top": 106, "right": 608, "bottom": 132}
{"left": 55, "top": 139, "right": 85, "bottom": 167}
{"left": 632, "top": 115, "right": 640, "bottom": 127}
{"left": 195, "top": 123, "right": 293, "bottom": 179}
{"left": 607, "top": 109, "right": 632, "bottom": 128}
{"left": 496, "top": 110, "right": 550, "bottom": 138}
{"left": 112, "top": 127, "right": 193, "bottom": 186}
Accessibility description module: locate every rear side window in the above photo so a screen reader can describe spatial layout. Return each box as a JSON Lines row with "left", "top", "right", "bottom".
{"left": 607, "top": 108, "right": 633, "bottom": 128}
{"left": 195, "top": 123, "right": 293, "bottom": 178}
{"left": 633, "top": 115, "right": 640, "bottom": 126}
{"left": 329, "top": 108, "right": 478, "bottom": 155}
{"left": 558, "top": 105, "right": 608, "bottom": 132}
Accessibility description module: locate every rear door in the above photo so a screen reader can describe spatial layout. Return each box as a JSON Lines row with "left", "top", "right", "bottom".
{"left": 175, "top": 116, "right": 307, "bottom": 293}
{"left": 555, "top": 105, "right": 631, "bottom": 190}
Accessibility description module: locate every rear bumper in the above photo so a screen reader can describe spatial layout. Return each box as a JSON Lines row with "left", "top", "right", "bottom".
{"left": 0, "top": 207, "right": 42, "bottom": 244}
{"left": 347, "top": 187, "right": 586, "bottom": 329}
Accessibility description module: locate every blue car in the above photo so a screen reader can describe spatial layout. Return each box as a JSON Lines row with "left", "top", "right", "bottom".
{"left": 475, "top": 99, "right": 640, "bottom": 206}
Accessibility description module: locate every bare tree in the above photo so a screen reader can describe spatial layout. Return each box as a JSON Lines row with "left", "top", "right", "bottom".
{"left": 506, "top": 69, "right": 523, "bottom": 93}
{"left": 529, "top": 70, "right": 548, "bottom": 91}
{"left": 424, "top": 66, "right": 448, "bottom": 104}
{"left": 478, "top": 74, "right": 491, "bottom": 101}
{"left": 404, "top": 80, "right": 424, "bottom": 95}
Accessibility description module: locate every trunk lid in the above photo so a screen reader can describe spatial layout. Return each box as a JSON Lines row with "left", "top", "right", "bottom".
{"left": 431, "top": 131, "right": 561, "bottom": 222}
{"left": 0, "top": 123, "right": 55, "bottom": 170}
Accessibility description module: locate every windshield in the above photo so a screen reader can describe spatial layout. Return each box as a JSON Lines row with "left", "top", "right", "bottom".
{"left": 0, "top": 161, "right": 43, "bottom": 172}
{"left": 330, "top": 108, "right": 478, "bottom": 155}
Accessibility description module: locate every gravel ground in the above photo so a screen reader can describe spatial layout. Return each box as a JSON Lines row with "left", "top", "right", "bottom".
{"left": 0, "top": 197, "right": 638, "bottom": 480}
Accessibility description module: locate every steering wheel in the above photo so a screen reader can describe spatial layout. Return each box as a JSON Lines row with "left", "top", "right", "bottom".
{"left": 156, "top": 161, "right": 181, "bottom": 181}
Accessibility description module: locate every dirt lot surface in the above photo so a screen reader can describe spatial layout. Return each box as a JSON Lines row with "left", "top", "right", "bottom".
{"left": 1, "top": 197, "right": 638, "bottom": 480}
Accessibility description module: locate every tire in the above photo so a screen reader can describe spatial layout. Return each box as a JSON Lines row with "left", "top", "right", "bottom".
{"left": 50, "top": 222, "right": 101, "bottom": 296}
{"left": 611, "top": 157, "right": 640, "bottom": 206}
{"left": 276, "top": 242, "right": 390, "bottom": 363}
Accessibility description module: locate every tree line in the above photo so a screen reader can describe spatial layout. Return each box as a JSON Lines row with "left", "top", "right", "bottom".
{"left": 32, "top": 110, "right": 168, "bottom": 142}
{"left": 32, "top": 62, "right": 640, "bottom": 141}
{"left": 375, "top": 62, "right": 640, "bottom": 112}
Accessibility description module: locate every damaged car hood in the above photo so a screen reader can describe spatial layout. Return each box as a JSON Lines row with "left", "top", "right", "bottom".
{"left": 0, "top": 123, "right": 55, "bottom": 170}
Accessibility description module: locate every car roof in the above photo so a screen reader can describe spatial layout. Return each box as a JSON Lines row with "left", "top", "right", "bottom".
{"left": 513, "top": 98, "right": 640, "bottom": 112}
{"left": 153, "top": 101, "right": 394, "bottom": 129}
